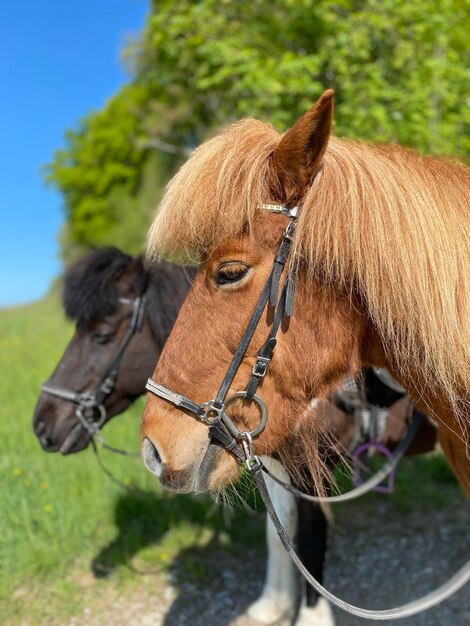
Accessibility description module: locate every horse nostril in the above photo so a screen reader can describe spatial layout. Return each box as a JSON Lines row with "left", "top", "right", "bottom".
{"left": 142, "top": 437, "right": 163, "bottom": 477}
{"left": 33, "top": 416, "right": 58, "bottom": 451}
{"left": 34, "top": 419, "right": 46, "bottom": 436}
{"left": 40, "top": 434, "right": 53, "bottom": 448}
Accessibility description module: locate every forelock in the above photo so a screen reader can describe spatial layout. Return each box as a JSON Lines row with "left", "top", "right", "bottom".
{"left": 147, "top": 118, "right": 280, "bottom": 262}
{"left": 63, "top": 248, "right": 133, "bottom": 323}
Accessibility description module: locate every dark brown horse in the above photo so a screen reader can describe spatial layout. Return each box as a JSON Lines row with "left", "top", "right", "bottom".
{"left": 141, "top": 90, "right": 469, "bottom": 495}
{"left": 33, "top": 248, "right": 194, "bottom": 453}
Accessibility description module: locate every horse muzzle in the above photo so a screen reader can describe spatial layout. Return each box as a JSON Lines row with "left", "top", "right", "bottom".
{"left": 142, "top": 434, "right": 237, "bottom": 493}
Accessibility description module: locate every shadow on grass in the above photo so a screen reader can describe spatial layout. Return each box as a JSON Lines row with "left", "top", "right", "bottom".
{"left": 91, "top": 486, "right": 265, "bottom": 580}
{"left": 90, "top": 484, "right": 268, "bottom": 624}
{"left": 91, "top": 453, "right": 461, "bottom": 582}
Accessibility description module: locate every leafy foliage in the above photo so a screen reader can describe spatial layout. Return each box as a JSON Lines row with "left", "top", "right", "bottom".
{"left": 45, "top": 84, "right": 178, "bottom": 261}
{"left": 47, "top": 0, "right": 470, "bottom": 258}
{"left": 141, "top": 0, "right": 469, "bottom": 150}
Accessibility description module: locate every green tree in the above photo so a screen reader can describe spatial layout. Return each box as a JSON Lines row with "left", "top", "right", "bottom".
{"left": 47, "top": 0, "right": 470, "bottom": 259}
{"left": 140, "top": 0, "right": 469, "bottom": 152}
{"left": 45, "top": 83, "right": 172, "bottom": 261}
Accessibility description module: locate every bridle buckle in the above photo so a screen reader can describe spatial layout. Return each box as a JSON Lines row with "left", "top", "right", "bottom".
{"left": 79, "top": 390, "right": 98, "bottom": 410}
{"left": 252, "top": 356, "right": 270, "bottom": 378}
{"left": 284, "top": 221, "right": 297, "bottom": 241}
{"left": 201, "top": 400, "right": 226, "bottom": 425}
{"left": 100, "top": 376, "right": 115, "bottom": 395}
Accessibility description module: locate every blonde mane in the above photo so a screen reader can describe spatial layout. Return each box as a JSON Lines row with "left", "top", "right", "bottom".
{"left": 148, "top": 118, "right": 470, "bottom": 426}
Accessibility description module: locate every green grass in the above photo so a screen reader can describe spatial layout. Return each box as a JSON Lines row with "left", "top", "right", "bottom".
{"left": 0, "top": 296, "right": 465, "bottom": 624}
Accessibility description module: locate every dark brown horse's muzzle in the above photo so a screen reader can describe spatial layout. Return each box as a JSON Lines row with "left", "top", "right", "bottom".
{"left": 33, "top": 395, "right": 89, "bottom": 454}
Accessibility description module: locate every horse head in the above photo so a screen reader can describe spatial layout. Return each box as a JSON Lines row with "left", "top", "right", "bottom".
{"left": 141, "top": 89, "right": 469, "bottom": 494}
{"left": 33, "top": 247, "right": 192, "bottom": 454}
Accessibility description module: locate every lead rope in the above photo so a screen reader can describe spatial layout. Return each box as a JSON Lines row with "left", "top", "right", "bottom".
{"left": 251, "top": 465, "right": 470, "bottom": 620}
{"left": 91, "top": 428, "right": 141, "bottom": 458}
{"left": 146, "top": 373, "right": 470, "bottom": 620}
{"left": 90, "top": 439, "right": 149, "bottom": 498}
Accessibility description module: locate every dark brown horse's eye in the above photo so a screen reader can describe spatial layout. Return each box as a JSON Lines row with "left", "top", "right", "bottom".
{"left": 215, "top": 263, "right": 249, "bottom": 286}
{"left": 92, "top": 330, "right": 115, "bottom": 345}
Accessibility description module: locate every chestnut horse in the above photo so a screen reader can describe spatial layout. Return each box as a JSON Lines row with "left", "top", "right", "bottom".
{"left": 141, "top": 90, "right": 469, "bottom": 495}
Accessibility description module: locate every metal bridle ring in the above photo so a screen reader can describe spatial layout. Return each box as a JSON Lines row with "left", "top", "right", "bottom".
{"left": 76, "top": 404, "right": 107, "bottom": 435}
{"left": 223, "top": 391, "right": 268, "bottom": 439}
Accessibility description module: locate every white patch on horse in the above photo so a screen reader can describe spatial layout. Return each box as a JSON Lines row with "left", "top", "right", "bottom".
{"left": 294, "top": 399, "right": 320, "bottom": 434}
{"left": 244, "top": 457, "right": 298, "bottom": 625}
{"left": 295, "top": 597, "right": 335, "bottom": 626}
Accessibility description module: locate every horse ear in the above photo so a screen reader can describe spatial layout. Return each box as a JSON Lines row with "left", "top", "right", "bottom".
{"left": 272, "top": 89, "right": 334, "bottom": 202}
{"left": 118, "top": 255, "right": 146, "bottom": 297}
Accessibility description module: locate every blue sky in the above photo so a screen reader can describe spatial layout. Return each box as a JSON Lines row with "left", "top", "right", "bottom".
{"left": 0, "top": 0, "right": 149, "bottom": 307}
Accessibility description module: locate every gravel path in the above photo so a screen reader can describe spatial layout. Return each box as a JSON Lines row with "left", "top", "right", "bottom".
{"left": 64, "top": 496, "right": 469, "bottom": 626}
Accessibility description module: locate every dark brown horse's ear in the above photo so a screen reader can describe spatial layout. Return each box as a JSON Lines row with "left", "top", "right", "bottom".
{"left": 118, "top": 255, "right": 146, "bottom": 297}
{"left": 272, "top": 89, "right": 334, "bottom": 202}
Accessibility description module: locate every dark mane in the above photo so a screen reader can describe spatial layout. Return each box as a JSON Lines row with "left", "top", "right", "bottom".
{"left": 63, "top": 248, "right": 135, "bottom": 323}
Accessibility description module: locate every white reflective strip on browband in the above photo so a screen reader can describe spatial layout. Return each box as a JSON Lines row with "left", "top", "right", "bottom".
{"left": 258, "top": 203, "right": 300, "bottom": 218}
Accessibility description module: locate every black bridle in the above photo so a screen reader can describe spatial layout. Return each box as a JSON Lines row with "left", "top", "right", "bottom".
{"left": 146, "top": 203, "right": 300, "bottom": 469}
{"left": 42, "top": 292, "right": 147, "bottom": 454}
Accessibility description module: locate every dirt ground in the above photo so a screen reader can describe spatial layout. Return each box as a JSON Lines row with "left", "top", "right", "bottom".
{"left": 61, "top": 496, "right": 469, "bottom": 626}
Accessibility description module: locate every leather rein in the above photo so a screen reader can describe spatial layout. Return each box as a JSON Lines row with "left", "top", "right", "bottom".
{"left": 41, "top": 292, "right": 147, "bottom": 456}
{"left": 145, "top": 203, "right": 469, "bottom": 620}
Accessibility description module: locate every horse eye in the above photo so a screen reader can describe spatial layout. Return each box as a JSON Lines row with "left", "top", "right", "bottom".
{"left": 215, "top": 263, "right": 250, "bottom": 286}
{"left": 92, "top": 331, "right": 115, "bottom": 345}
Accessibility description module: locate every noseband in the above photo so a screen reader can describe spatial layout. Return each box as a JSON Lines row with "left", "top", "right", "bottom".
{"left": 146, "top": 203, "right": 300, "bottom": 468}
{"left": 42, "top": 293, "right": 147, "bottom": 453}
